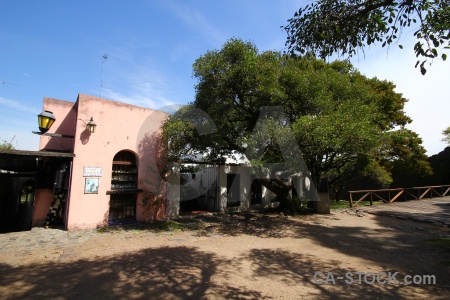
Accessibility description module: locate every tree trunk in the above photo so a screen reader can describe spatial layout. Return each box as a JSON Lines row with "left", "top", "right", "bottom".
{"left": 258, "top": 178, "right": 293, "bottom": 211}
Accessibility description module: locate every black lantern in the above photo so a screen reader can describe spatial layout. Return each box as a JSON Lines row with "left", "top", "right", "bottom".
{"left": 37, "top": 110, "right": 56, "bottom": 133}
{"left": 86, "top": 117, "right": 97, "bottom": 133}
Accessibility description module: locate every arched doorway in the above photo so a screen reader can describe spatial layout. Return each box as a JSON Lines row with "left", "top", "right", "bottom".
{"left": 109, "top": 151, "right": 138, "bottom": 225}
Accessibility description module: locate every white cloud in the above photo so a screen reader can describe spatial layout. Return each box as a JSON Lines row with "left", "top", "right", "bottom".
{"left": 101, "top": 88, "right": 157, "bottom": 109}
{"left": 0, "top": 96, "right": 40, "bottom": 115}
{"left": 100, "top": 64, "right": 178, "bottom": 109}
{"left": 92, "top": 46, "right": 185, "bottom": 110}
{"left": 163, "top": 1, "right": 226, "bottom": 46}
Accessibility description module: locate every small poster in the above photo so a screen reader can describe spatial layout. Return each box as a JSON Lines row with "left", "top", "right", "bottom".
{"left": 83, "top": 166, "right": 103, "bottom": 177}
{"left": 85, "top": 178, "right": 99, "bottom": 194}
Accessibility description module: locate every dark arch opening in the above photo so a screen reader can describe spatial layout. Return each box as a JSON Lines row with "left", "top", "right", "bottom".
{"left": 109, "top": 150, "right": 138, "bottom": 226}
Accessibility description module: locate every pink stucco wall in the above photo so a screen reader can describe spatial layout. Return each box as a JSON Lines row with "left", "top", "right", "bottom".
{"left": 40, "top": 98, "right": 77, "bottom": 152}
{"left": 37, "top": 94, "right": 168, "bottom": 230}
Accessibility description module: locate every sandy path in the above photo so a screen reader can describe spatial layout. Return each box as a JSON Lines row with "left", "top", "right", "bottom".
{"left": 1, "top": 210, "right": 449, "bottom": 299}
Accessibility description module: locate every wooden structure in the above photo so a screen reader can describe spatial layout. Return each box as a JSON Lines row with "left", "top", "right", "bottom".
{"left": 348, "top": 185, "right": 450, "bottom": 208}
{"left": 0, "top": 149, "right": 74, "bottom": 233}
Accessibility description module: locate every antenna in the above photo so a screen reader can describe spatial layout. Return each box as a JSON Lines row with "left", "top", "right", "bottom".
{"left": 1, "top": 81, "right": 21, "bottom": 86}
{"left": 100, "top": 53, "right": 108, "bottom": 97}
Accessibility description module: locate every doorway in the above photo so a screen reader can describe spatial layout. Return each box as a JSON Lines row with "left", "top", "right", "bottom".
{"left": 227, "top": 173, "right": 240, "bottom": 208}
{"left": 109, "top": 151, "right": 138, "bottom": 225}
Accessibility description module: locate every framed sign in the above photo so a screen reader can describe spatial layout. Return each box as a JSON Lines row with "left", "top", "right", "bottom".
{"left": 84, "top": 178, "right": 99, "bottom": 194}
{"left": 83, "top": 166, "right": 103, "bottom": 177}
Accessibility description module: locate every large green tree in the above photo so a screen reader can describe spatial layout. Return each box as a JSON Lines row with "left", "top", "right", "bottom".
{"left": 283, "top": 0, "right": 450, "bottom": 74}
{"left": 163, "top": 39, "right": 430, "bottom": 210}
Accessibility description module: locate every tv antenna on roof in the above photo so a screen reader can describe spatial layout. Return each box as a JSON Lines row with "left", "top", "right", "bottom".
{"left": 100, "top": 53, "right": 108, "bottom": 97}
{"left": 1, "top": 81, "right": 21, "bottom": 86}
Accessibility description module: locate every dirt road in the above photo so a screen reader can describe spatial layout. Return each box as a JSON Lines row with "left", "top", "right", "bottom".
{"left": 1, "top": 209, "right": 449, "bottom": 299}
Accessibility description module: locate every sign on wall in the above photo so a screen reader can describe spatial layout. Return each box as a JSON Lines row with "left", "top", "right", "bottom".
{"left": 84, "top": 178, "right": 99, "bottom": 194}
{"left": 83, "top": 166, "right": 103, "bottom": 177}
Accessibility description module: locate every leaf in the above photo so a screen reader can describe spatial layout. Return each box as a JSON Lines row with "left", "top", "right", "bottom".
{"left": 398, "top": 45, "right": 403, "bottom": 49}
{"left": 442, "top": 53, "right": 447, "bottom": 61}
{"left": 420, "top": 62, "right": 427, "bottom": 75}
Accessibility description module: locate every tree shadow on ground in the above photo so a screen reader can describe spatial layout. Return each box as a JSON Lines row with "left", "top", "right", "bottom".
{"left": 193, "top": 212, "right": 295, "bottom": 238}
{"left": 0, "top": 246, "right": 263, "bottom": 300}
{"left": 1, "top": 212, "right": 450, "bottom": 299}
{"left": 96, "top": 212, "right": 296, "bottom": 239}
{"left": 286, "top": 215, "right": 450, "bottom": 297}
{"left": 242, "top": 247, "right": 448, "bottom": 299}
{"left": 191, "top": 211, "right": 450, "bottom": 298}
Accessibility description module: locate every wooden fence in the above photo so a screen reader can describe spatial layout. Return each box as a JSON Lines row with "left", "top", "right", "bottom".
{"left": 348, "top": 185, "right": 450, "bottom": 208}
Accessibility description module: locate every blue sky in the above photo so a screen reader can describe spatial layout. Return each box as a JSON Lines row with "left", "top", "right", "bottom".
{"left": 1, "top": 0, "right": 449, "bottom": 155}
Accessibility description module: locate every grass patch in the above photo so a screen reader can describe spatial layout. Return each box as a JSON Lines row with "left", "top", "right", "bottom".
{"left": 97, "top": 226, "right": 119, "bottom": 233}
{"left": 155, "top": 220, "right": 202, "bottom": 231}
{"left": 330, "top": 200, "right": 384, "bottom": 210}
{"left": 96, "top": 219, "right": 203, "bottom": 233}
{"left": 428, "top": 237, "right": 450, "bottom": 266}
{"left": 428, "top": 237, "right": 450, "bottom": 251}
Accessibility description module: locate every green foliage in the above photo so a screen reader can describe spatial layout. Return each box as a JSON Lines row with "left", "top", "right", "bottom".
{"left": 161, "top": 116, "right": 196, "bottom": 162}
{"left": 283, "top": 196, "right": 311, "bottom": 215}
{"left": 0, "top": 138, "right": 16, "bottom": 150}
{"left": 382, "top": 129, "right": 432, "bottom": 176}
{"left": 162, "top": 38, "right": 430, "bottom": 210}
{"left": 283, "top": 0, "right": 450, "bottom": 75}
{"left": 442, "top": 126, "right": 450, "bottom": 144}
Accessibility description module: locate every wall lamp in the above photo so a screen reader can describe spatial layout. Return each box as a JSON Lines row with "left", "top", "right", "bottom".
{"left": 37, "top": 110, "right": 55, "bottom": 133}
{"left": 32, "top": 111, "right": 97, "bottom": 138}
{"left": 80, "top": 117, "right": 97, "bottom": 133}
{"left": 32, "top": 110, "right": 74, "bottom": 138}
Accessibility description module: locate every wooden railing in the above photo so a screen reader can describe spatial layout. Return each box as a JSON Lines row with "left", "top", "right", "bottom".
{"left": 348, "top": 185, "right": 450, "bottom": 208}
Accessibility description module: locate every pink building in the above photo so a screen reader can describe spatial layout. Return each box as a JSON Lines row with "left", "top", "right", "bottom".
{"left": 1, "top": 93, "right": 328, "bottom": 233}
{"left": 32, "top": 94, "right": 170, "bottom": 230}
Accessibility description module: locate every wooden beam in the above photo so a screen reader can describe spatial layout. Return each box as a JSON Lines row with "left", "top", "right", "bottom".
{"left": 389, "top": 190, "right": 404, "bottom": 203}
{"left": 431, "top": 187, "right": 442, "bottom": 197}
{"left": 106, "top": 189, "right": 143, "bottom": 195}
{"left": 373, "top": 193, "right": 388, "bottom": 203}
{"left": 348, "top": 188, "right": 404, "bottom": 193}
{"left": 0, "top": 149, "right": 74, "bottom": 158}
{"left": 404, "top": 189, "right": 419, "bottom": 200}
{"left": 443, "top": 187, "right": 450, "bottom": 196}
{"left": 353, "top": 192, "right": 371, "bottom": 207}
{"left": 419, "top": 188, "right": 431, "bottom": 200}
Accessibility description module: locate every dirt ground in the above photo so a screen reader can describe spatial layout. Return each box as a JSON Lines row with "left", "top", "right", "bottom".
{"left": 1, "top": 209, "right": 450, "bottom": 299}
